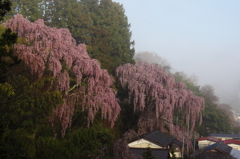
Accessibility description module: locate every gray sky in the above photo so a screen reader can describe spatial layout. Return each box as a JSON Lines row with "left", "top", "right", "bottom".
{"left": 114, "top": 0, "right": 240, "bottom": 108}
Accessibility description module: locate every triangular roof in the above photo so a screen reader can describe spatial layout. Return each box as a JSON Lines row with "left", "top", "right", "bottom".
{"left": 203, "top": 142, "right": 232, "bottom": 154}
{"left": 196, "top": 142, "right": 240, "bottom": 159}
{"left": 130, "top": 130, "right": 183, "bottom": 147}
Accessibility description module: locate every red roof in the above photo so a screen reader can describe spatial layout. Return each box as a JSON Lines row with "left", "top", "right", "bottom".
{"left": 196, "top": 137, "right": 221, "bottom": 142}
{"left": 222, "top": 139, "right": 240, "bottom": 145}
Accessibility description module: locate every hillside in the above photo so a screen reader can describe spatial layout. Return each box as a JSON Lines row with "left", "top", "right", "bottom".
{"left": 1, "top": 1, "right": 240, "bottom": 158}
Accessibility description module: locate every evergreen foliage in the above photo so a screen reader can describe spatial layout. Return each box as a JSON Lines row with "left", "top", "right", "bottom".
{"left": 0, "top": 0, "right": 11, "bottom": 21}
{"left": 36, "top": 125, "right": 113, "bottom": 159}
{"left": 0, "top": 63, "right": 63, "bottom": 158}
{"left": 197, "top": 87, "right": 232, "bottom": 136}
{"left": 0, "top": 24, "right": 20, "bottom": 82}
{"left": 0, "top": 0, "right": 20, "bottom": 82}
{"left": 141, "top": 147, "right": 156, "bottom": 159}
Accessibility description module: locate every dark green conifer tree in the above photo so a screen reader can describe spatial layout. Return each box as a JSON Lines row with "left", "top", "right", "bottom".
{"left": 141, "top": 147, "right": 156, "bottom": 159}
{"left": 65, "top": 0, "right": 93, "bottom": 44}
{"left": 6, "top": 0, "right": 43, "bottom": 21}
{"left": 0, "top": 0, "right": 12, "bottom": 21}
{"left": 88, "top": 0, "right": 135, "bottom": 73}
{"left": 0, "top": 26, "right": 19, "bottom": 82}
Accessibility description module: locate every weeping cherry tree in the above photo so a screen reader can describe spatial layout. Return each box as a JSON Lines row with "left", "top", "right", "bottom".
{"left": 115, "top": 62, "right": 204, "bottom": 152}
{"left": 4, "top": 14, "right": 121, "bottom": 137}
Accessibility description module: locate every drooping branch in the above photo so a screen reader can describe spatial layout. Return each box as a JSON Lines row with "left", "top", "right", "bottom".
{"left": 5, "top": 14, "right": 121, "bottom": 137}
{"left": 116, "top": 62, "right": 204, "bottom": 150}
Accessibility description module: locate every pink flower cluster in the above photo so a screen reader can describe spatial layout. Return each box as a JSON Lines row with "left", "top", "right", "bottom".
{"left": 5, "top": 14, "right": 120, "bottom": 137}
{"left": 116, "top": 62, "right": 204, "bottom": 150}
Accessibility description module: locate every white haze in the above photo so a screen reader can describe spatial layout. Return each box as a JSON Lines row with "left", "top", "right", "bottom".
{"left": 114, "top": 0, "right": 240, "bottom": 111}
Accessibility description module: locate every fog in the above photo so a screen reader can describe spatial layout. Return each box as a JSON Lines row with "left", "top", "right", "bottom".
{"left": 114, "top": 0, "right": 240, "bottom": 110}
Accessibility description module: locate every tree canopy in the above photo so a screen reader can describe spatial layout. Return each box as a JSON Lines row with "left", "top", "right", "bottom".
{"left": 115, "top": 62, "right": 204, "bottom": 150}
{"left": 0, "top": 0, "right": 11, "bottom": 21}
{"left": 5, "top": 14, "right": 121, "bottom": 136}
{"left": 1, "top": 12, "right": 120, "bottom": 158}
{"left": 7, "top": 0, "right": 135, "bottom": 74}
{"left": 134, "top": 51, "right": 171, "bottom": 73}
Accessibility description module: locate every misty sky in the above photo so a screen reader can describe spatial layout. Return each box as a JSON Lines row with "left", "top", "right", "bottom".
{"left": 114, "top": 0, "right": 240, "bottom": 108}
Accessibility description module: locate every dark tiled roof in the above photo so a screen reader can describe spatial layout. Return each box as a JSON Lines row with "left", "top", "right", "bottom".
{"left": 128, "top": 130, "right": 183, "bottom": 148}
{"left": 196, "top": 142, "right": 236, "bottom": 159}
{"left": 143, "top": 130, "right": 183, "bottom": 147}
{"left": 129, "top": 148, "right": 169, "bottom": 159}
{"left": 172, "top": 139, "right": 183, "bottom": 146}
{"left": 203, "top": 142, "right": 232, "bottom": 154}
{"left": 210, "top": 133, "right": 240, "bottom": 138}
{"left": 144, "top": 130, "right": 175, "bottom": 146}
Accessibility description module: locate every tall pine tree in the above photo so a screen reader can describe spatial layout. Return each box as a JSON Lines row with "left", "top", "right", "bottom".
{"left": 89, "top": 0, "right": 135, "bottom": 73}
{"left": 6, "top": 0, "right": 43, "bottom": 21}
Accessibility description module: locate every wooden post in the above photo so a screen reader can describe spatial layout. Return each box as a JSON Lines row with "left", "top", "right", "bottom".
{"left": 193, "top": 135, "right": 196, "bottom": 158}
{"left": 187, "top": 118, "right": 189, "bottom": 155}
{"left": 182, "top": 135, "right": 184, "bottom": 159}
